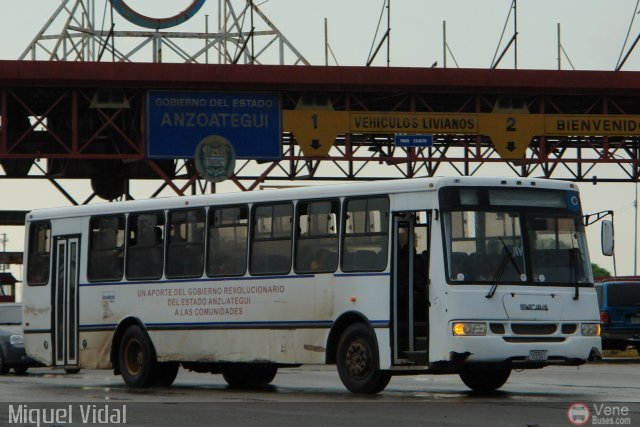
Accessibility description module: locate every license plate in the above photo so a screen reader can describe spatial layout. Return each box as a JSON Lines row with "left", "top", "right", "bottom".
{"left": 630, "top": 317, "right": 640, "bottom": 325}
{"left": 529, "top": 350, "right": 548, "bottom": 362}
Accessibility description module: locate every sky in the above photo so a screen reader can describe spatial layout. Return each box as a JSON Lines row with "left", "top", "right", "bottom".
{"left": 1, "top": 0, "right": 640, "bottom": 277}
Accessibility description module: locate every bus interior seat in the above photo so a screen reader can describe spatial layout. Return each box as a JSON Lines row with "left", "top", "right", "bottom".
{"left": 532, "top": 248, "right": 581, "bottom": 282}
{"left": 128, "top": 246, "right": 163, "bottom": 278}
{"left": 266, "top": 255, "right": 290, "bottom": 273}
{"left": 296, "top": 249, "right": 314, "bottom": 271}
{"left": 252, "top": 253, "right": 290, "bottom": 274}
{"left": 89, "top": 249, "right": 123, "bottom": 280}
{"left": 343, "top": 249, "right": 380, "bottom": 270}
{"left": 320, "top": 251, "right": 338, "bottom": 271}
{"left": 449, "top": 252, "right": 468, "bottom": 279}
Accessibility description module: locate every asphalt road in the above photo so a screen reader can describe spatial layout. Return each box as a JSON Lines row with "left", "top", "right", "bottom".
{"left": 0, "top": 360, "right": 638, "bottom": 427}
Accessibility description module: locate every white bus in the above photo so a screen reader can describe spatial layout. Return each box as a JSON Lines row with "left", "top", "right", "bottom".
{"left": 21, "top": 177, "right": 604, "bottom": 394}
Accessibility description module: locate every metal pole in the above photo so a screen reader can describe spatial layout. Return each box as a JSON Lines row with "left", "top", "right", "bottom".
{"left": 616, "top": 32, "right": 640, "bottom": 71}
{"left": 205, "top": 14, "right": 209, "bottom": 64}
{"left": 557, "top": 23, "right": 561, "bottom": 70}
{"left": 223, "top": 0, "right": 228, "bottom": 64}
{"left": 250, "top": 0, "right": 255, "bottom": 64}
{"left": 324, "top": 18, "right": 328, "bottom": 66}
{"left": 443, "top": 21, "right": 447, "bottom": 68}
{"left": 513, "top": 0, "right": 518, "bottom": 69}
{"left": 110, "top": 4, "right": 115, "bottom": 62}
{"left": 387, "top": 0, "right": 391, "bottom": 67}
{"left": 218, "top": 0, "right": 222, "bottom": 64}
{"left": 91, "top": 0, "right": 96, "bottom": 61}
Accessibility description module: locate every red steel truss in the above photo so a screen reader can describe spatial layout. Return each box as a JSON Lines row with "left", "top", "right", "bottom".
{"left": 1, "top": 60, "right": 640, "bottom": 200}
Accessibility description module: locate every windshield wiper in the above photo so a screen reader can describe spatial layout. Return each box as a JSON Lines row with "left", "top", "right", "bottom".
{"left": 486, "top": 237, "right": 522, "bottom": 299}
{"left": 571, "top": 247, "right": 580, "bottom": 300}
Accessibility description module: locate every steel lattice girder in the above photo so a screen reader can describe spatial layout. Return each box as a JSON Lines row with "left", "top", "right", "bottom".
{"left": 2, "top": 62, "right": 640, "bottom": 199}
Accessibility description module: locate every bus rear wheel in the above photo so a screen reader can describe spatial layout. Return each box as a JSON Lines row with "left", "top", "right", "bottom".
{"left": 459, "top": 366, "right": 511, "bottom": 393}
{"left": 222, "top": 364, "right": 277, "bottom": 388}
{"left": 119, "top": 325, "right": 156, "bottom": 388}
{"left": 336, "top": 323, "right": 391, "bottom": 394}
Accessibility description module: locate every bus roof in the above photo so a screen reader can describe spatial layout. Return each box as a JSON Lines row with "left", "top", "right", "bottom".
{"left": 26, "top": 176, "right": 578, "bottom": 222}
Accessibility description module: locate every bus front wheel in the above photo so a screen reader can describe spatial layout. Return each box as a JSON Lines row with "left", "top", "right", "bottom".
{"left": 119, "top": 325, "right": 156, "bottom": 388}
{"left": 459, "top": 366, "right": 511, "bottom": 393}
{"left": 336, "top": 323, "right": 391, "bottom": 394}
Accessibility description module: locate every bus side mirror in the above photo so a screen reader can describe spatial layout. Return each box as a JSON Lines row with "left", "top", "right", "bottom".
{"left": 601, "top": 220, "right": 614, "bottom": 256}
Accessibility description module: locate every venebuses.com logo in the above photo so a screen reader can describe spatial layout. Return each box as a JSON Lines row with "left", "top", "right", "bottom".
{"left": 568, "top": 403, "right": 590, "bottom": 426}
{"left": 567, "top": 402, "right": 632, "bottom": 426}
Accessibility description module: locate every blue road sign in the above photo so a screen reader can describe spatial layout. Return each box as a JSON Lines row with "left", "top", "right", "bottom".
{"left": 393, "top": 134, "right": 434, "bottom": 147}
{"left": 147, "top": 91, "right": 281, "bottom": 160}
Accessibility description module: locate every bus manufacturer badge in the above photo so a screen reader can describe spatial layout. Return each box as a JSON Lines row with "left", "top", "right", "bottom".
{"left": 520, "top": 304, "right": 549, "bottom": 311}
{"left": 194, "top": 135, "right": 236, "bottom": 183}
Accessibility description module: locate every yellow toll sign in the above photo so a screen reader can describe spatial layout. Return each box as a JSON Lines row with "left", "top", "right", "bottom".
{"left": 478, "top": 114, "right": 544, "bottom": 160}
{"left": 283, "top": 109, "right": 640, "bottom": 160}
{"left": 284, "top": 110, "right": 349, "bottom": 157}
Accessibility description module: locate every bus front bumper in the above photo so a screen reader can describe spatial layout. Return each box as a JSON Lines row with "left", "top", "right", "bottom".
{"left": 441, "top": 334, "right": 602, "bottom": 368}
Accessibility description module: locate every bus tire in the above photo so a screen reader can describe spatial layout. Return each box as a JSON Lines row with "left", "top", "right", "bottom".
{"left": 153, "top": 362, "right": 179, "bottom": 387}
{"left": 222, "top": 364, "right": 278, "bottom": 388}
{"left": 459, "top": 366, "right": 511, "bottom": 393}
{"left": 119, "top": 325, "right": 156, "bottom": 388}
{"left": 336, "top": 323, "right": 391, "bottom": 394}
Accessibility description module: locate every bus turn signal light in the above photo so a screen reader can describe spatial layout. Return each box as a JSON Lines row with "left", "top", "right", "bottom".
{"left": 452, "top": 322, "right": 487, "bottom": 336}
{"left": 581, "top": 323, "right": 600, "bottom": 336}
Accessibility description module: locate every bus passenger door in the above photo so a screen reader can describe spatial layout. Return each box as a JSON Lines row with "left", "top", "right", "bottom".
{"left": 392, "top": 211, "right": 430, "bottom": 365}
{"left": 52, "top": 236, "right": 80, "bottom": 369}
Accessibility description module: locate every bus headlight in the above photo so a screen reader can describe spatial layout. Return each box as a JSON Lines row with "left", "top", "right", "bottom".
{"left": 581, "top": 323, "right": 601, "bottom": 336}
{"left": 10, "top": 334, "right": 24, "bottom": 346}
{"left": 452, "top": 322, "right": 487, "bottom": 336}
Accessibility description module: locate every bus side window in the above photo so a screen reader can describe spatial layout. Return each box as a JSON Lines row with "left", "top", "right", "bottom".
{"left": 250, "top": 203, "right": 293, "bottom": 275}
{"left": 294, "top": 199, "right": 340, "bottom": 274}
{"left": 27, "top": 221, "right": 51, "bottom": 286}
{"left": 126, "top": 212, "right": 164, "bottom": 280}
{"left": 342, "top": 196, "right": 389, "bottom": 272}
{"left": 207, "top": 205, "right": 248, "bottom": 277}
{"left": 87, "top": 215, "right": 125, "bottom": 282}
{"left": 166, "top": 208, "right": 205, "bottom": 278}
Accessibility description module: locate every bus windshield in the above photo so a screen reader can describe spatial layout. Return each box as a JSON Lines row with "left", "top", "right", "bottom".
{"left": 441, "top": 188, "right": 593, "bottom": 286}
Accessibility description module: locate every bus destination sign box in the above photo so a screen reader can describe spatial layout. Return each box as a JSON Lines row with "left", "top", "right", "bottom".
{"left": 147, "top": 91, "right": 281, "bottom": 159}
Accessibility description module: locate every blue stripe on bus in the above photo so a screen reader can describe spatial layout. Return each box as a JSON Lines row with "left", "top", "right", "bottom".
{"left": 79, "top": 272, "right": 391, "bottom": 287}
{"left": 78, "top": 319, "right": 390, "bottom": 330}
{"left": 79, "top": 274, "right": 315, "bottom": 287}
{"left": 333, "top": 272, "right": 391, "bottom": 277}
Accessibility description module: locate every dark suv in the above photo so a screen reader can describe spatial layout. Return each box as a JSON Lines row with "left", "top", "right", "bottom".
{"left": 595, "top": 280, "right": 640, "bottom": 351}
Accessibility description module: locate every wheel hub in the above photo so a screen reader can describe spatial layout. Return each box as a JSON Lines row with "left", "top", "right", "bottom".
{"left": 346, "top": 340, "right": 370, "bottom": 377}
{"left": 124, "top": 339, "right": 143, "bottom": 376}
